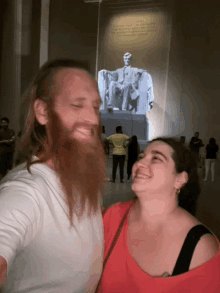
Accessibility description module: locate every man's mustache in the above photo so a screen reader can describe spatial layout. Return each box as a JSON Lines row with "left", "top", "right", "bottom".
{"left": 72, "top": 122, "right": 98, "bottom": 136}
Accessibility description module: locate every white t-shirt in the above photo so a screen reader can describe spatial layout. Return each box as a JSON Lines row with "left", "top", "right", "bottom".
{"left": 0, "top": 162, "right": 104, "bottom": 293}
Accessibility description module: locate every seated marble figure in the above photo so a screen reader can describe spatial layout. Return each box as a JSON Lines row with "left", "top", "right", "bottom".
{"left": 98, "top": 52, "right": 154, "bottom": 114}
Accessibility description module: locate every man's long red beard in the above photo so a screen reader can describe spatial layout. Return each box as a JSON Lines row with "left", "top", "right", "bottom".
{"left": 47, "top": 111, "right": 106, "bottom": 225}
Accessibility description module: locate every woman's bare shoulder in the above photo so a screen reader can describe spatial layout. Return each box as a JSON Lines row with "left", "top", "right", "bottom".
{"left": 172, "top": 208, "right": 219, "bottom": 270}
{"left": 189, "top": 232, "right": 219, "bottom": 270}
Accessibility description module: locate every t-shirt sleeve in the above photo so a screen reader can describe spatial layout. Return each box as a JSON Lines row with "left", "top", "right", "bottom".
{"left": 0, "top": 183, "right": 42, "bottom": 270}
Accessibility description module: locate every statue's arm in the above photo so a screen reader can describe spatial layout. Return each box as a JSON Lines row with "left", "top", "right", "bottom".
{"left": 148, "top": 74, "right": 154, "bottom": 102}
{"left": 136, "top": 68, "right": 146, "bottom": 76}
{"left": 99, "top": 69, "right": 116, "bottom": 76}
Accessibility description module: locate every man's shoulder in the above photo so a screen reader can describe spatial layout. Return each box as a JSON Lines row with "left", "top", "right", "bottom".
{"left": 1, "top": 163, "right": 55, "bottom": 192}
{"left": 108, "top": 133, "right": 117, "bottom": 138}
{"left": 107, "top": 134, "right": 113, "bottom": 139}
{"left": 117, "top": 134, "right": 129, "bottom": 140}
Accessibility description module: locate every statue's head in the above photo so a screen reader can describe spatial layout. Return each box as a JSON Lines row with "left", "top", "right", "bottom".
{"left": 123, "top": 52, "right": 132, "bottom": 66}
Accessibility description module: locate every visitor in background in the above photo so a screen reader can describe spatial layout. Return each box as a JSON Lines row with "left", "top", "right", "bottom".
{"left": 0, "top": 117, "right": 15, "bottom": 179}
{"left": 189, "top": 132, "right": 204, "bottom": 154}
{"left": 204, "top": 138, "right": 219, "bottom": 182}
{"left": 180, "top": 136, "right": 185, "bottom": 145}
{"left": 101, "top": 126, "right": 109, "bottom": 155}
{"left": 125, "top": 135, "right": 140, "bottom": 182}
{"left": 189, "top": 132, "right": 204, "bottom": 167}
{"left": 107, "top": 126, "right": 129, "bottom": 183}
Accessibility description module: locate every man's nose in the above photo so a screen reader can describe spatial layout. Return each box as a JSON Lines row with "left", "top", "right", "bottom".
{"left": 83, "top": 106, "right": 99, "bottom": 125}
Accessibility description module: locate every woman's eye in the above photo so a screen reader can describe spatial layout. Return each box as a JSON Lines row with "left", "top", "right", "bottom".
{"left": 137, "top": 155, "right": 144, "bottom": 161}
{"left": 152, "top": 156, "right": 161, "bottom": 162}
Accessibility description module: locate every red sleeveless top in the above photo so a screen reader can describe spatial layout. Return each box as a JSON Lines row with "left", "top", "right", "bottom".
{"left": 98, "top": 201, "right": 220, "bottom": 293}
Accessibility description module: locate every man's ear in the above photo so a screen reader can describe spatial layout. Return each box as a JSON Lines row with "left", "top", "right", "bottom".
{"left": 175, "top": 171, "right": 188, "bottom": 190}
{"left": 34, "top": 99, "right": 48, "bottom": 125}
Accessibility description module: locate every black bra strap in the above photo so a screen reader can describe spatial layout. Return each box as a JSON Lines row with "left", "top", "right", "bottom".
{"left": 172, "top": 224, "right": 212, "bottom": 276}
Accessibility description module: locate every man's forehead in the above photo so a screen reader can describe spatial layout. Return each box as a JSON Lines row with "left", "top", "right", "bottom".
{"left": 54, "top": 68, "right": 97, "bottom": 91}
{"left": 55, "top": 68, "right": 93, "bottom": 83}
{"left": 52, "top": 68, "right": 100, "bottom": 103}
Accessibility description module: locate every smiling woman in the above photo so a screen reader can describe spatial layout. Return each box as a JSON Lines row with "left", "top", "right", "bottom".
{"left": 96, "top": 137, "right": 220, "bottom": 293}
{"left": 132, "top": 137, "right": 200, "bottom": 216}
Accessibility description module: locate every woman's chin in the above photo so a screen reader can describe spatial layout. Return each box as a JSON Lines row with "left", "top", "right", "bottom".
{"left": 131, "top": 182, "right": 145, "bottom": 193}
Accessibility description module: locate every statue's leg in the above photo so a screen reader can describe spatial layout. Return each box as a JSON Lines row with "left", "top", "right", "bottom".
{"left": 122, "top": 83, "right": 132, "bottom": 110}
{"left": 108, "top": 81, "right": 117, "bottom": 108}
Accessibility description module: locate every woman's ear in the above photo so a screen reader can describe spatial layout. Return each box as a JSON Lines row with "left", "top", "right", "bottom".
{"left": 34, "top": 99, "right": 48, "bottom": 125}
{"left": 175, "top": 171, "right": 188, "bottom": 190}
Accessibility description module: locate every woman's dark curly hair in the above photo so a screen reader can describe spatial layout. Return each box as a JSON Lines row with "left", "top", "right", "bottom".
{"left": 149, "top": 137, "right": 201, "bottom": 215}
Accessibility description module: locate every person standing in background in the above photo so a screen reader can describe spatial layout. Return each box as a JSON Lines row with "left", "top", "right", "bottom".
{"left": 189, "top": 132, "right": 204, "bottom": 167}
{"left": 0, "top": 117, "right": 15, "bottom": 179}
{"left": 204, "top": 138, "right": 219, "bottom": 182}
{"left": 100, "top": 126, "right": 109, "bottom": 156}
{"left": 125, "top": 135, "right": 140, "bottom": 182}
{"left": 107, "top": 126, "right": 129, "bottom": 183}
{"left": 189, "top": 132, "right": 204, "bottom": 154}
{"left": 180, "top": 136, "right": 185, "bottom": 145}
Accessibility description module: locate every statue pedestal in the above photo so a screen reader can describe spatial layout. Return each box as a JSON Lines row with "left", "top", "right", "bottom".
{"left": 100, "top": 110, "right": 148, "bottom": 148}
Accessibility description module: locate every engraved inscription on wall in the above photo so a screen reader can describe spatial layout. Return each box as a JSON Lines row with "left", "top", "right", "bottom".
{"left": 111, "top": 21, "right": 156, "bottom": 37}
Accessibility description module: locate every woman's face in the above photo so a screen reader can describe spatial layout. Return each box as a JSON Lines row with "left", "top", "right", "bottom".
{"left": 132, "top": 141, "right": 183, "bottom": 195}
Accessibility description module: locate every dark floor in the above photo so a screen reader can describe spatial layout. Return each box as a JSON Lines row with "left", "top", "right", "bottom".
{"left": 103, "top": 154, "right": 220, "bottom": 241}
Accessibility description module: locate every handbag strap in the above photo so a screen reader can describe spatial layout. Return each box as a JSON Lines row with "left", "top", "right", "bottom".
{"left": 95, "top": 206, "right": 130, "bottom": 293}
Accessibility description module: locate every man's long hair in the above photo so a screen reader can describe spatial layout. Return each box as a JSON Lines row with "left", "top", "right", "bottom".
{"left": 16, "top": 59, "right": 106, "bottom": 226}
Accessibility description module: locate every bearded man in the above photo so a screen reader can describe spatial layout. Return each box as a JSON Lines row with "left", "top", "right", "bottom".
{"left": 0, "top": 59, "right": 106, "bottom": 292}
